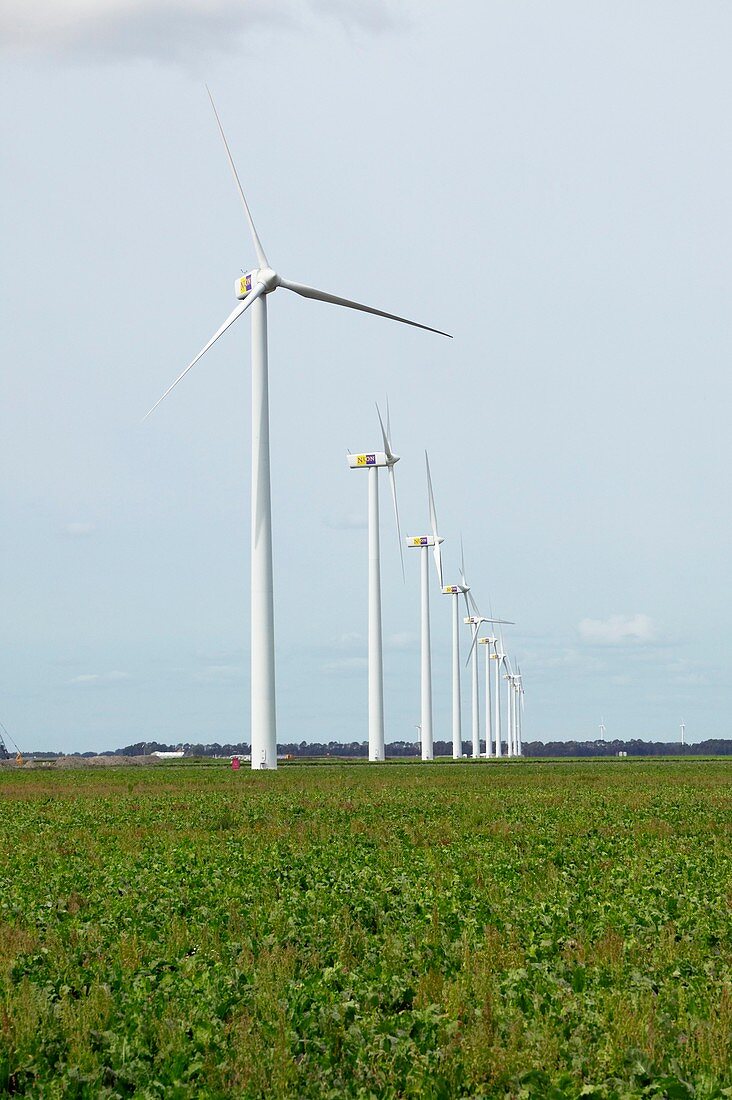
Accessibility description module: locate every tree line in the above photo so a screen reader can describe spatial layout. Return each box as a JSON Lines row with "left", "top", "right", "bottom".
{"left": 98, "top": 738, "right": 732, "bottom": 758}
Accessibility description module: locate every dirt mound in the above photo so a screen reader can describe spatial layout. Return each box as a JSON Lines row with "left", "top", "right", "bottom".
{"left": 26, "top": 755, "right": 164, "bottom": 768}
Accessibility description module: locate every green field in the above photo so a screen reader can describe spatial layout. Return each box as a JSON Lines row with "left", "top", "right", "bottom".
{"left": 0, "top": 760, "right": 730, "bottom": 1098}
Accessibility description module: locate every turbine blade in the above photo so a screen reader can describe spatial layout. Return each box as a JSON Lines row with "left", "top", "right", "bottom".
{"left": 465, "top": 625, "right": 480, "bottom": 668}
{"left": 278, "top": 278, "right": 452, "bottom": 338}
{"left": 468, "top": 590, "right": 480, "bottom": 617}
{"left": 388, "top": 464, "right": 405, "bottom": 580}
{"left": 432, "top": 542, "right": 443, "bottom": 590}
{"left": 206, "top": 86, "right": 269, "bottom": 269}
{"left": 425, "top": 452, "right": 443, "bottom": 587}
{"left": 376, "top": 403, "right": 392, "bottom": 460}
{"left": 497, "top": 616, "right": 506, "bottom": 654}
{"left": 143, "top": 285, "right": 264, "bottom": 420}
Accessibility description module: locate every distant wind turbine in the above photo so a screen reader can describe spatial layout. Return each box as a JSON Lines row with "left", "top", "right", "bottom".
{"left": 348, "top": 405, "right": 404, "bottom": 761}
{"left": 405, "top": 453, "right": 444, "bottom": 761}
{"left": 465, "top": 614, "right": 514, "bottom": 758}
{"left": 491, "top": 619, "right": 512, "bottom": 756}
{"left": 144, "top": 90, "right": 450, "bottom": 770}
{"left": 478, "top": 637, "right": 494, "bottom": 755}
{"left": 442, "top": 542, "right": 474, "bottom": 760}
{"left": 515, "top": 665, "right": 525, "bottom": 756}
{"left": 502, "top": 652, "right": 518, "bottom": 757}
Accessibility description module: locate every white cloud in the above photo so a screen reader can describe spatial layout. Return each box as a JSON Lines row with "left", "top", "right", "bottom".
{"left": 578, "top": 614, "right": 657, "bottom": 647}
{"left": 194, "top": 663, "right": 242, "bottom": 683}
{"left": 67, "top": 670, "right": 130, "bottom": 685}
{"left": 0, "top": 0, "right": 409, "bottom": 61}
{"left": 387, "top": 631, "right": 416, "bottom": 650}
{"left": 63, "top": 521, "right": 96, "bottom": 537}
{"left": 321, "top": 656, "right": 367, "bottom": 674}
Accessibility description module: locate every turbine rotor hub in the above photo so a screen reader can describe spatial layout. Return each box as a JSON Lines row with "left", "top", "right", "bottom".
{"left": 257, "top": 267, "right": 280, "bottom": 292}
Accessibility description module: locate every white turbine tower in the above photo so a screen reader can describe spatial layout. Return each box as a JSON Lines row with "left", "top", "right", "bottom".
{"left": 145, "top": 91, "right": 450, "bottom": 770}
{"left": 680, "top": 719, "right": 686, "bottom": 746}
{"left": 405, "top": 453, "right": 444, "bottom": 761}
{"left": 599, "top": 717, "right": 606, "bottom": 742}
{"left": 348, "top": 406, "right": 404, "bottom": 762}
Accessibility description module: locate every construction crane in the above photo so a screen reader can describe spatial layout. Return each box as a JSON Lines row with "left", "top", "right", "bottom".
{"left": 0, "top": 720, "right": 23, "bottom": 766}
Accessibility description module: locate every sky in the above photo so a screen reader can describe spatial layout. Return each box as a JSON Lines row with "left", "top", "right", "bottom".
{"left": 2, "top": 0, "right": 731, "bottom": 752}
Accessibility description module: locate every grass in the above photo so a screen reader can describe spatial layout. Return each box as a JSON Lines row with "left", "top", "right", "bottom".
{"left": 0, "top": 760, "right": 731, "bottom": 1097}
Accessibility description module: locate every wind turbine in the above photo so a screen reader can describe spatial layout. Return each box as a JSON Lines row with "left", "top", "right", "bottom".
{"left": 144, "top": 91, "right": 451, "bottom": 770}
{"left": 465, "top": 613, "right": 514, "bottom": 758}
{"left": 599, "top": 717, "right": 606, "bottom": 742}
{"left": 441, "top": 543, "right": 475, "bottom": 760}
{"left": 504, "top": 660, "right": 517, "bottom": 757}
{"left": 680, "top": 719, "right": 686, "bottom": 747}
{"left": 478, "top": 636, "right": 495, "bottom": 756}
{"left": 348, "top": 405, "right": 404, "bottom": 761}
{"left": 515, "top": 665, "right": 525, "bottom": 756}
{"left": 405, "top": 453, "right": 444, "bottom": 761}
{"left": 492, "top": 628, "right": 511, "bottom": 756}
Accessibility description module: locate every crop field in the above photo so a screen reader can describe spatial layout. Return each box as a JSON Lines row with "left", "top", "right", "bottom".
{"left": 0, "top": 760, "right": 731, "bottom": 1098}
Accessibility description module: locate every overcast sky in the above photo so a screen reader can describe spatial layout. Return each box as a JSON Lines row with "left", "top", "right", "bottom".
{"left": 3, "top": 0, "right": 731, "bottom": 752}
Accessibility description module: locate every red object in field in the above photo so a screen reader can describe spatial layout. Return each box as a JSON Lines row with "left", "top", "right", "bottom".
{"left": 231, "top": 757, "right": 240, "bottom": 770}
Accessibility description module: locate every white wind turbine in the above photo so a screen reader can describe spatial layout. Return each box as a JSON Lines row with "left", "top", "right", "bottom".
{"left": 144, "top": 91, "right": 450, "bottom": 770}
{"left": 441, "top": 543, "right": 474, "bottom": 760}
{"left": 503, "top": 659, "right": 518, "bottom": 757}
{"left": 465, "top": 612, "right": 514, "bottom": 758}
{"left": 478, "top": 615, "right": 513, "bottom": 758}
{"left": 599, "top": 717, "right": 606, "bottom": 742}
{"left": 680, "top": 719, "right": 686, "bottom": 746}
{"left": 478, "top": 636, "right": 495, "bottom": 755}
{"left": 405, "top": 453, "right": 444, "bottom": 762}
{"left": 515, "top": 664, "right": 525, "bottom": 756}
{"left": 493, "top": 629, "right": 509, "bottom": 756}
{"left": 348, "top": 406, "right": 404, "bottom": 762}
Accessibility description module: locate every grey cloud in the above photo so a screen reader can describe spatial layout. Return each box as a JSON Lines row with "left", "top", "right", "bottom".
{"left": 0, "top": 0, "right": 409, "bottom": 62}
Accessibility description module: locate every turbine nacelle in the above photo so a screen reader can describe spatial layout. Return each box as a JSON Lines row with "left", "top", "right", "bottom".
{"left": 442, "top": 584, "right": 467, "bottom": 595}
{"left": 406, "top": 535, "right": 444, "bottom": 547}
{"left": 347, "top": 451, "right": 398, "bottom": 469}
{"left": 235, "top": 267, "right": 279, "bottom": 299}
